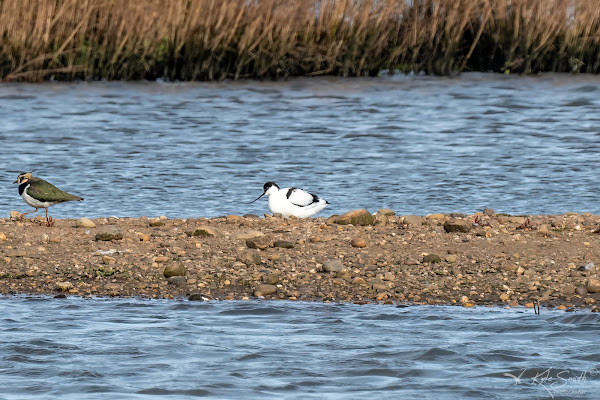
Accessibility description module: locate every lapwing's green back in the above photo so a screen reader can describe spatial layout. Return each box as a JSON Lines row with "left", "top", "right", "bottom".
{"left": 28, "top": 177, "right": 84, "bottom": 202}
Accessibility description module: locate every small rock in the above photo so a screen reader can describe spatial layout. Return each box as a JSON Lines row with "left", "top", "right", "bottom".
{"left": 235, "top": 230, "right": 264, "bottom": 240}
{"left": 516, "top": 266, "right": 525, "bottom": 275}
{"left": 246, "top": 236, "right": 273, "bottom": 250}
{"left": 445, "top": 255, "right": 458, "bottom": 263}
{"left": 499, "top": 293, "right": 510, "bottom": 301}
{"left": 351, "top": 277, "right": 367, "bottom": 285}
{"left": 323, "top": 260, "right": 344, "bottom": 272}
{"left": 402, "top": 215, "right": 423, "bottom": 226}
{"left": 443, "top": 219, "right": 472, "bottom": 233}
{"left": 335, "top": 209, "right": 375, "bottom": 226}
{"left": 273, "top": 240, "right": 295, "bottom": 249}
{"left": 189, "top": 293, "right": 212, "bottom": 301}
{"left": 377, "top": 209, "right": 396, "bottom": 216}
{"left": 562, "top": 285, "right": 576, "bottom": 295}
{"left": 265, "top": 272, "right": 280, "bottom": 285}
{"left": 226, "top": 215, "right": 242, "bottom": 222}
{"left": 9, "top": 211, "right": 21, "bottom": 219}
{"left": 154, "top": 256, "right": 169, "bottom": 263}
{"left": 0, "top": 232, "right": 6, "bottom": 241}
{"left": 104, "top": 283, "right": 121, "bottom": 291}
{"left": 483, "top": 208, "right": 495, "bottom": 216}
{"left": 149, "top": 218, "right": 165, "bottom": 227}
{"left": 237, "top": 250, "right": 262, "bottom": 265}
{"left": 167, "top": 276, "right": 187, "bottom": 286}
{"left": 586, "top": 279, "right": 600, "bottom": 293}
{"left": 102, "top": 255, "right": 116, "bottom": 265}
{"left": 254, "top": 284, "right": 277, "bottom": 297}
{"left": 56, "top": 281, "right": 73, "bottom": 291}
{"left": 189, "top": 226, "right": 218, "bottom": 237}
{"left": 336, "top": 270, "right": 351, "bottom": 280}
{"left": 423, "top": 254, "right": 441, "bottom": 263}
{"left": 374, "top": 214, "right": 389, "bottom": 226}
{"left": 95, "top": 225, "right": 123, "bottom": 241}
{"left": 351, "top": 238, "right": 367, "bottom": 248}
{"left": 575, "top": 287, "right": 588, "bottom": 296}
{"left": 76, "top": 218, "right": 96, "bottom": 228}
{"left": 426, "top": 213, "right": 446, "bottom": 220}
{"left": 163, "top": 264, "right": 186, "bottom": 278}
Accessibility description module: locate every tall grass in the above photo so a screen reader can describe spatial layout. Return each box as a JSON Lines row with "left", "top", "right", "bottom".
{"left": 0, "top": 0, "right": 599, "bottom": 81}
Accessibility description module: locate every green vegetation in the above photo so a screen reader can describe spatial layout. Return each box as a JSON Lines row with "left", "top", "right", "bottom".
{"left": 1, "top": 0, "right": 599, "bottom": 81}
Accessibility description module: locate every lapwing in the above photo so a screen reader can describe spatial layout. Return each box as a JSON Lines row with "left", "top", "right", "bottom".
{"left": 249, "top": 182, "right": 329, "bottom": 218}
{"left": 13, "top": 172, "right": 84, "bottom": 225}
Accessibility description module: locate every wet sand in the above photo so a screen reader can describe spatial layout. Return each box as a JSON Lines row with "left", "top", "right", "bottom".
{"left": 1, "top": 210, "right": 599, "bottom": 310}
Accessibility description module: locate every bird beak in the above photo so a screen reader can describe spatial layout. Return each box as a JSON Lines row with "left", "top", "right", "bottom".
{"left": 248, "top": 192, "right": 266, "bottom": 204}
{"left": 13, "top": 180, "right": 18, "bottom": 184}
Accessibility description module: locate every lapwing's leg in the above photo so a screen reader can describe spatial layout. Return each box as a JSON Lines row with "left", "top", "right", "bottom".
{"left": 45, "top": 208, "right": 51, "bottom": 226}
{"left": 20, "top": 208, "right": 38, "bottom": 217}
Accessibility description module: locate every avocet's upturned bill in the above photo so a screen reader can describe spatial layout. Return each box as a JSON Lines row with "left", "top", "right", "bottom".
{"left": 249, "top": 182, "right": 329, "bottom": 218}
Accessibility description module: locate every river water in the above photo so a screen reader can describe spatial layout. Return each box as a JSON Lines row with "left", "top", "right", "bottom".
{"left": 1, "top": 73, "right": 600, "bottom": 219}
{"left": 0, "top": 296, "right": 598, "bottom": 399}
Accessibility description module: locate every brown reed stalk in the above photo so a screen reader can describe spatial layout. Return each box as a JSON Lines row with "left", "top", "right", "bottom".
{"left": 0, "top": 0, "right": 598, "bottom": 81}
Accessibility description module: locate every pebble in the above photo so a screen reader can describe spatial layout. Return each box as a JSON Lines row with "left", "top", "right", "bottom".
{"left": 149, "top": 218, "right": 165, "bottom": 227}
{"left": 102, "top": 255, "right": 116, "bottom": 265}
{"left": 351, "top": 238, "right": 367, "bottom": 248}
{"left": 163, "top": 264, "right": 186, "bottom": 278}
{"left": 167, "top": 276, "right": 187, "bottom": 286}
{"left": 374, "top": 214, "right": 388, "bottom": 226}
{"left": 0, "top": 232, "right": 6, "bottom": 241}
{"left": 56, "top": 281, "right": 73, "bottom": 291}
{"left": 575, "top": 286, "right": 588, "bottom": 296}
{"left": 402, "top": 215, "right": 423, "bottom": 226}
{"left": 423, "top": 254, "right": 441, "bottom": 263}
{"left": 377, "top": 209, "right": 396, "bottom": 216}
{"left": 246, "top": 236, "right": 273, "bottom": 250}
{"left": 483, "top": 208, "right": 495, "bottom": 216}
{"left": 154, "top": 256, "right": 169, "bottom": 263}
{"left": 9, "top": 211, "right": 20, "bottom": 219}
{"left": 189, "top": 226, "right": 218, "bottom": 237}
{"left": 586, "top": 279, "right": 600, "bottom": 293}
{"left": 254, "top": 284, "right": 277, "bottom": 297}
{"left": 189, "top": 293, "right": 212, "bottom": 301}
{"left": 95, "top": 225, "right": 123, "bottom": 241}
{"left": 443, "top": 219, "right": 472, "bottom": 233}
{"left": 322, "top": 260, "right": 344, "bottom": 272}
{"left": 237, "top": 250, "right": 262, "bottom": 265}
{"left": 265, "top": 272, "right": 280, "bottom": 285}
{"left": 104, "top": 283, "right": 121, "bottom": 291}
{"left": 76, "top": 218, "right": 96, "bottom": 228}
{"left": 335, "top": 209, "right": 375, "bottom": 226}
{"left": 336, "top": 270, "right": 351, "bottom": 280}
{"left": 499, "top": 293, "right": 510, "bottom": 301}
{"left": 445, "top": 255, "right": 458, "bottom": 263}
{"left": 273, "top": 240, "right": 295, "bottom": 249}
{"left": 351, "top": 277, "right": 366, "bottom": 285}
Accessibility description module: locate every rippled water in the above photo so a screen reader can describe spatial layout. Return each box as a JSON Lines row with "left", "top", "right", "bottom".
{"left": 0, "top": 296, "right": 598, "bottom": 399}
{"left": 2, "top": 73, "right": 600, "bottom": 219}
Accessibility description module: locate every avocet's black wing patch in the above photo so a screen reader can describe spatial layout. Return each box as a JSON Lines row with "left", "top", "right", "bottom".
{"left": 286, "top": 188, "right": 319, "bottom": 207}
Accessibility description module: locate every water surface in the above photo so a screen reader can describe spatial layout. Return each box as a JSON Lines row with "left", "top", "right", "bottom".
{"left": 1, "top": 73, "right": 599, "bottom": 218}
{"left": 0, "top": 296, "right": 598, "bottom": 399}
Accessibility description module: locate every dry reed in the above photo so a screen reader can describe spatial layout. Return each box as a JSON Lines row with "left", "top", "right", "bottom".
{"left": 0, "top": 0, "right": 599, "bottom": 81}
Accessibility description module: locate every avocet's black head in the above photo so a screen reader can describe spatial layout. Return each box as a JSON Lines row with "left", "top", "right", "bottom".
{"left": 249, "top": 182, "right": 280, "bottom": 204}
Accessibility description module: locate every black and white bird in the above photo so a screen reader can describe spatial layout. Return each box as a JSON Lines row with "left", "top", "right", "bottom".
{"left": 249, "top": 182, "right": 329, "bottom": 218}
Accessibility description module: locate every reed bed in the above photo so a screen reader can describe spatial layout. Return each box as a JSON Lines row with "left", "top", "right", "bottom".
{"left": 0, "top": 0, "right": 599, "bottom": 81}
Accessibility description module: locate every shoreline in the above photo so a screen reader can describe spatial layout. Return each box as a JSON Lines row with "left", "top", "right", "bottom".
{"left": 1, "top": 210, "right": 599, "bottom": 311}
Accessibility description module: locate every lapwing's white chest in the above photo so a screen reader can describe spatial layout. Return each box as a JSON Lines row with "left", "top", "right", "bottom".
{"left": 20, "top": 184, "right": 57, "bottom": 209}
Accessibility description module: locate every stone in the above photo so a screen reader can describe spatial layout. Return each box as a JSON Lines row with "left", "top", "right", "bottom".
{"left": 426, "top": 213, "right": 446, "bottom": 220}
{"left": 265, "top": 272, "right": 280, "bottom": 285}
{"left": 423, "top": 254, "right": 441, "bottom": 263}
{"left": 443, "top": 219, "right": 472, "bottom": 233}
{"left": 377, "top": 209, "right": 396, "bottom": 216}
{"left": 576, "top": 287, "right": 588, "bottom": 296}
{"left": 254, "top": 284, "right": 277, "bottom": 296}
{"left": 0, "top": 232, "right": 5, "bottom": 241}
{"left": 562, "top": 285, "right": 576, "bottom": 295}
{"left": 149, "top": 218, "right": 165, "bottom": 227}
{"left": 154, "top": 256, "right": 169, "bottom": 263}
{"left": 351, "top": 277, "right": 367, "bottom": 285}
{"left": 445, "top": 255, "right": 458, "bottom": 263}
{"left": 167, "top": 276, "right": 187, "bottom": 286}
{"left": 273, "top": 240, "right": 295, "bottom": 249}
{"left": 189, "top": 293, "right": 212, "bottom": 301}
{"left": 483, "top": 208, "right": 495, "bottom": 216}
{"left": 351, "top": 238, "right": 367, "bottom": 248}
{"left": 95, "top": 225, "right": 123, "bottom": 241}
{"left": 75, "top": 218, "right": 96, "bottom": 228}
{"left": 235, "top": 230, "right": 264, "bottom": 240}
{"left": 402, "top": 215, "right": 423, "bottom": 226}
{"left": 189, "top": 226, "right": 218, "bottom": 237}
{"left": 499, "top": 293, "right": 510, "bottom": 301}
{"left": 163, "top": 264, "right": 186, "bottom": 278}
{"left": 102, "top": 255, "right": 116, "bottom": 265}
{"left": 336, "top": 270, "right": 351, "bottom": 280}
{"left": 56, "top": 281, "right": 73, "bottom": 291}
{"left": 246, "top": 236, "right": 273, "bottom": 250}
{"left": 586, "top": 279, "right": 600, "bottom": 293}
{"left": 374, "top": 214, "right": 389, "bottom": 226}
{"left": 9, "top": 211, "right": 21, "bottom": 219}
{"left": 104, "top": 283, "right": 121, "bottom": 291}
{"left": 322, "top": 260, "right": 344, "bottom": 273}
{"left": 237, "top": 250, "right": 261, "bottom": 265}
{"left": 335, "top": 209, "right": 375, "bottom": 226}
